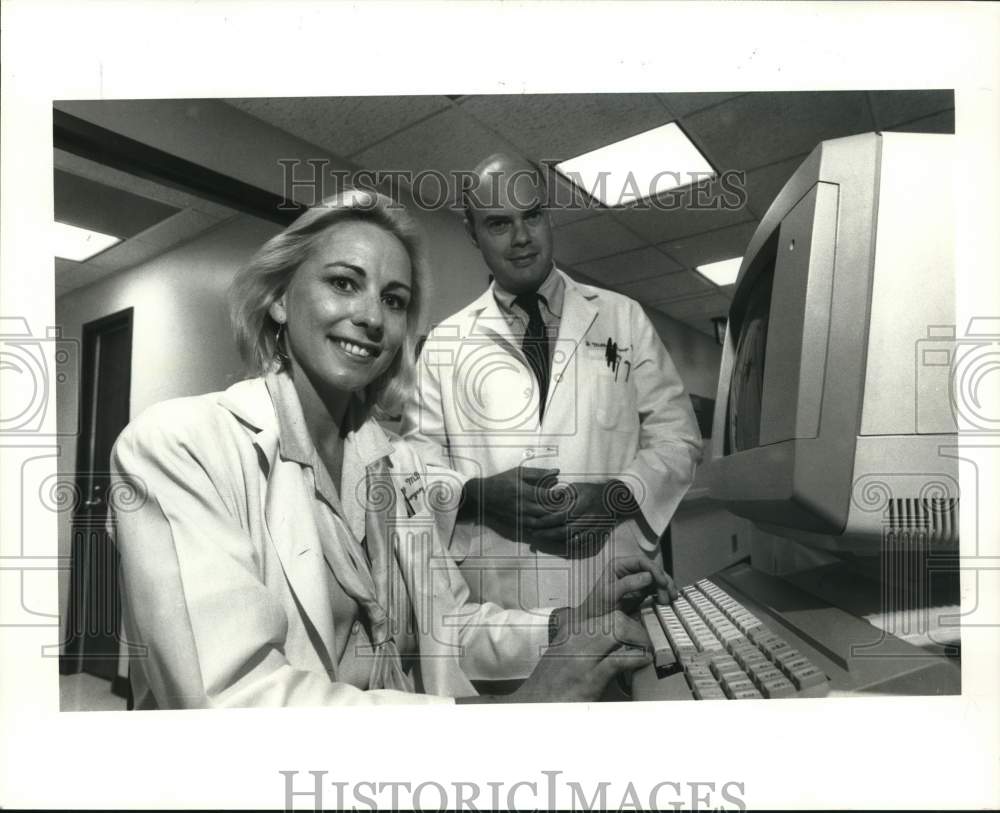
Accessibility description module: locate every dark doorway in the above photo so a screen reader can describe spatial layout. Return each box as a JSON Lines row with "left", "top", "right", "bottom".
{"left": 60, "top": 307, "right": 133, "bottom": 695}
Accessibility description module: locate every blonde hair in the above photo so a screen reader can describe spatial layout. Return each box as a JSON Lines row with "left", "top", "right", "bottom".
{"left": 229, "top": 188, "right": 428, "bottom": 418}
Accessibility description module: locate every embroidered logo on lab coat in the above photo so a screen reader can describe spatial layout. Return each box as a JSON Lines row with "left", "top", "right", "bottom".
{"left": 400, "top": 472, "right": 426, "bottom": 518}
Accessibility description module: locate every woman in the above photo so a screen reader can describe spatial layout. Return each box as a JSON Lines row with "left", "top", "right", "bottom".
{"left": 110, "top": 189, "right": 668, "bottom": 708}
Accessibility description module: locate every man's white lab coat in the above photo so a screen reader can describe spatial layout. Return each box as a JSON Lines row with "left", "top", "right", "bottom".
{"left": 402, "top": 269, "right": 703, "bottom": 609}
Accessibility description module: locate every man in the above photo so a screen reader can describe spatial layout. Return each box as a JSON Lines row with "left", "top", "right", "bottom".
{"left": 401, "top": 153, "right": 702, "bottom": 612}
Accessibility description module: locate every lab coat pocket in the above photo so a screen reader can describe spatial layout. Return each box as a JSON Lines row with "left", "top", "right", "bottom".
{"left": 583, "top": 346, "right": 624, "bottom": 429}
{"left": 594, "top": 393, "right": 623, "bottom": 429}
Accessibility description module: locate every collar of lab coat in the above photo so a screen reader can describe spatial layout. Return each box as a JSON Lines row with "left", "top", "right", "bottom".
{"left": 217, "top": 371, "right": 394, "bottom": 470}
{"left": 218, "top": 371, "right": 394, "bottom": 550}
{"left": 470, "top": 267, "right": 599, "bottom": 413}
{"left": 491, "top": 263, "right": 565, "bottom": 321}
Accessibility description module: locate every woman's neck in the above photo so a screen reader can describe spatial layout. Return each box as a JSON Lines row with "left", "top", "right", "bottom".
{"left": 286, "top": 364, "right": 353, "bottom": 466}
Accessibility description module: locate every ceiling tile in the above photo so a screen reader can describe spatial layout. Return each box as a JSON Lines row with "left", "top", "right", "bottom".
{"left": 619, "top": 269, "right": 715, "bottom": 303}
{"left": 657, "top": 93, "right": 746, "bottom": 118}
{"left": 868, "top": 90, "right": 954, "bottom": 130}
{"left": 460, "top": 93, "right": 671, "bottom": 163}
{"left": 67, "top": 210, "right": 221, "bottom": 274}
{"left": 133, "top": 209, "right": 222, "bottom": 249}
{"left": 54, "top": 258, "right": 79, "bottom": 276}
{"left": 55, "top": 170, "right": 180, "bottom": 239}
{"left": 610, "top": 173, "right": 756, "bottom": 243}
{"left": 82, "top": 237, "right": 166, "bottom": 273}
{"left": 658, "top": 291, "right": 732, "bottom": 323}
{"left": 53, "top": 149, "right": 238, "bottom": 220}
{"left": 548, "top": 206, "right": 602, "bottom": 229}
{"left": 352, "top": 108, "right": 522, "bottom": 210}
{"left": 685, "top": 92, "right": 874, "bottom": 171}
{"left": 574, "top": 246, "right": 681, "bottom": 287}
{"left": 742, "top": 154, "right": 808, "bottom": 219}
{"left": 886, "top": 108, "right": 955, "bottom": 134}
{"left": 552, "top": 213, "right": 646, "bottom": 265}
{"left": 226, "top": 96, "right": 451, "bottom": 159}
{"left": 545, "top": 170, "right": 605, "bottom": 228}
{"left": 659, "top": 220, "right": 759, "bottom": 269}
{"left": 56, "top": 261, "right": 118, "bottom": 295}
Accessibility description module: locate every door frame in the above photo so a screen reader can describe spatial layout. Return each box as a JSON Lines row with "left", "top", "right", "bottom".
{"left": 61, "top": 306, "right": 133, "bottom": 697}
{"left": 73, "top": 306, "right": 133, "bottom": 499}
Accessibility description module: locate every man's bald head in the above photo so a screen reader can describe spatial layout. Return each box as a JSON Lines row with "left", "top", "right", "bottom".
{"left": 462, "top": 152, "right": 548, "bottom": 223}
{"left": 462, "top": 152, "right": 555, "bottom": 295}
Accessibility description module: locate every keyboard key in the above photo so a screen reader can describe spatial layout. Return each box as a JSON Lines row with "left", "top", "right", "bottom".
{"left": 676, "top": 645, "right": 700, "bottom": 664}
{"left": 748, "top": 628, "right": 777, "bottom": 645}
{"left": 760, "top": 677, "right": 797, "bottom": 698}
{"left": 721, "top": 676, "right": 756, "bottom": 697}
{"left": 751, "top": 666, "right": 785, "bottom": 684}
{"left": 780, "top": 656, "right": 813, "bottom": 674}
{"left": 640, "top": 606, "right": 676, "bottom": 668}
{"left": 789, "top": 665, "right": 827, "bottom": 690}
{"left": 761, "top": 639, "right": 792, "bottom": 660}
{"left": 688, "top": 675, "right": 721, "bottom": 693}
{"left": 773, "top": 648, "right": 802, "bottom": 665}
{"left": 693, "top": 683, "right": 727, "bottom": 700}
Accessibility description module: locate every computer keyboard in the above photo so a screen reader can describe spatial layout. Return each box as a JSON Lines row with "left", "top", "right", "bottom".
{"left": 640, "top": 579, "right": 830, "bottom": 700}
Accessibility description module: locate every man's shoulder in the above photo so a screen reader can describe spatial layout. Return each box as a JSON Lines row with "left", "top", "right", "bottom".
{"left": 424, "top": 289, "right": 494, "bottom": 341}
{"left": 566, "top": 275, "right": 645, "bottom": 316}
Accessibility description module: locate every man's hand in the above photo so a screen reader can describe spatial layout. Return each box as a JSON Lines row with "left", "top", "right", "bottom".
{"left": 462, "top": 469, "right": 640, "bottom": 551}
{"left": 462, "top": 466, "right": 569, "bottom": 537}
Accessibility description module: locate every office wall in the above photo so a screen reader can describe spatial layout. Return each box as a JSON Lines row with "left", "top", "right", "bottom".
{"left": 643, "top": 306, "right": 722, "bottom": 399}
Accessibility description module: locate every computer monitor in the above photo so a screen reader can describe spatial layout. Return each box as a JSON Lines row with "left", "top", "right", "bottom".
{"left": 632, "top": 132, "right": 962, "bottom": 701}
{"left": 706, "top": 131, "right": 959, "bottom": 555}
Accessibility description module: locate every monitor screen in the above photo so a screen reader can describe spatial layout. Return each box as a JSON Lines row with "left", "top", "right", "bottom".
{"left": 726, "top": 245, "right": 776, "bottom": 455}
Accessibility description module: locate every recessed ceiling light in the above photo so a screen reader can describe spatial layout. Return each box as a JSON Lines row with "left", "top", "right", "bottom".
{"left": 53, "top": 221, "right": 121, "bottom": 262}
{"left": 555, "top": 122, "right": 715, "bottom": 207}
{"left": 696, "top": 256, "right": 743, "bottom": 287}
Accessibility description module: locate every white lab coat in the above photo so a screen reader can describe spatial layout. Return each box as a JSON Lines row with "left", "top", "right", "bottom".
{"left": 109, "top": 376, "right": 552, "bottom": 709}
{"left": 402, "top": 268, "right": 703, "bottom": 609}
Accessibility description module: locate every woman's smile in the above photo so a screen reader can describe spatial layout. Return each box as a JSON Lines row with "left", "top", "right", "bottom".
{"left": 331, "top": 336, "right": 382, "bottom": 361}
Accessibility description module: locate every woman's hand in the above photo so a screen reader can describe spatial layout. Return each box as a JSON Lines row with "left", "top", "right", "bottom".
{"left": 581, "top": 554, "right": 679, "bottom": 617}
{"left": 514, "top": 611, "right": 652, "bottom": 703}
{"left": 455, "top": 557, "right": 678, "bottom": 704}
{"left": 548, "top": 555, "right": 678, "bottom": 646}
{"left": 458, "top": 611, "right": 653, "bottom": 704}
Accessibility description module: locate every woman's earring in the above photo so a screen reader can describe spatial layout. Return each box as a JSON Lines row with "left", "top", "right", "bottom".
{"left": 274, "top": 322, "right": 290, "bottom": 368}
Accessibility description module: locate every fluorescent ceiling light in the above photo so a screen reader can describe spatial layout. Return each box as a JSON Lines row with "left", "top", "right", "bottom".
{"left": 53, "top": 221, "right": 121, "bottom": 262}
{"left": 555, "top": 122, "right": 715, "bottom": 207}
{"left": 696, "top": 256, "right": 743, "bottom": 287}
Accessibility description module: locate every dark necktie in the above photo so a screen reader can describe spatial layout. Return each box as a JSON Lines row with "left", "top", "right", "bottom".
{"left": 513, "top": 293, "right": 550, "bottom": 420}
